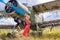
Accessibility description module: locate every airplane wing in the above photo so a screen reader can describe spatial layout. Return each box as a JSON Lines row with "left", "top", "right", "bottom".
{"left": 32, "top": 0, "right": 60, "bottom": 13}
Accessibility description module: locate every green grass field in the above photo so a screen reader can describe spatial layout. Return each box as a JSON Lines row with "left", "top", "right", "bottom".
{"left": 0, "top": 27, "right": 60, "bottom": 40}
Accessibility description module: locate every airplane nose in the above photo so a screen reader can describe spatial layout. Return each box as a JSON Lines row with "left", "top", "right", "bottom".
{"left": 5, "top": 0, "right": 17, "bottom": 14}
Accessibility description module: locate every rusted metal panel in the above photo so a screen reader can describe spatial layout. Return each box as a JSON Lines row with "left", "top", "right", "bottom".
{"left": 32, "top": 1, "right": 60, "bottom": 13}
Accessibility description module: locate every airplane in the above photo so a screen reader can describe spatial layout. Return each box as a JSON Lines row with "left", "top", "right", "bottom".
{"left": 0, "top": 0, "right": 60, "bottom": 37}
{"left": 0, "top": 0, "right": 32, "bottom": 37}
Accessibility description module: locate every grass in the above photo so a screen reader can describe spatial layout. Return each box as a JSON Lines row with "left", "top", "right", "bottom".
{"left": 0, "top": 27, "right": 60, "bottom": 40}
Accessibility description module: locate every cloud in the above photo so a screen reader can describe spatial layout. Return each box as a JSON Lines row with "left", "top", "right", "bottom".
{"left": 0, "top": 0, "right": 9, "bottom": 11}
{"left": 39, "top": 10, "right": 60, "bottom": 22}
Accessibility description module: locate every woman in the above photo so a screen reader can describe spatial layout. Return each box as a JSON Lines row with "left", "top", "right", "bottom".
{"left": 23, "top": 14, "right": 31, "bottom": 36}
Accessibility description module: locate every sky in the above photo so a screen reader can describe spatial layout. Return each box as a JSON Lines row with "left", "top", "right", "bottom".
{"left": 0, "top": 17, "right": 17, "bottom": 25}
{"left": 39, "top": 10, "right": 60, "bottom": 21}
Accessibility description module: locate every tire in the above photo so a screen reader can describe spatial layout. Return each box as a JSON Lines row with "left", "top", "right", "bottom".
{"left": 7, "top": 33, "right": 13, "bottom": 38}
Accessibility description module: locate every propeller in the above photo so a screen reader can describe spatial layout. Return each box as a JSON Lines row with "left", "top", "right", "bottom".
{"left": 5, "top": 0, "right": 17, "bottom": 13}
{"left": 0, "top": 0, "right": 26, "bottom": 15}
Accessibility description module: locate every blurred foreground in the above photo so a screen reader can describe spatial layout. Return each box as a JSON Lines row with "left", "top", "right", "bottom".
{"left": 0, "top": 27, "right": 60, "bottom": 40}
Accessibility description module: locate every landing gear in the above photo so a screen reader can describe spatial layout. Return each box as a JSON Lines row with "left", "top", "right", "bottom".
{"left": 7, "top": 33, "right": 13, "bottom": 38}
{"left": 7, "top": 25, "right": 17, "bottom": 38}
{"left": 37, "top": 31, "right": 42, "bottom": 36}
{"left": 36, "top": 23, "right": 42, "bottom": 36}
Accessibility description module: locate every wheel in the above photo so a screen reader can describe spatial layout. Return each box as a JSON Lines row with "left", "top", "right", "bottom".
{"left": 37, "top": 31, "right": 42, "bottom": 36}
{"left": 38, "top": 31, "right": 42, "bottom": 36}
{"left": 7, "top": 33, "right": 13, "bottom": 38}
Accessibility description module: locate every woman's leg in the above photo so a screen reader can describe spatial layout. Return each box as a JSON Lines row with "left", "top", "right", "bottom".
{"left": 23, "top": 25, "right": 30, "bottom": 36}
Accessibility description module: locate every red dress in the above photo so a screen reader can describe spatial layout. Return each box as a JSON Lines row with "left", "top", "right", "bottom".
{"left": 23, "top": 18, "right": 30, "bottom": 36}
